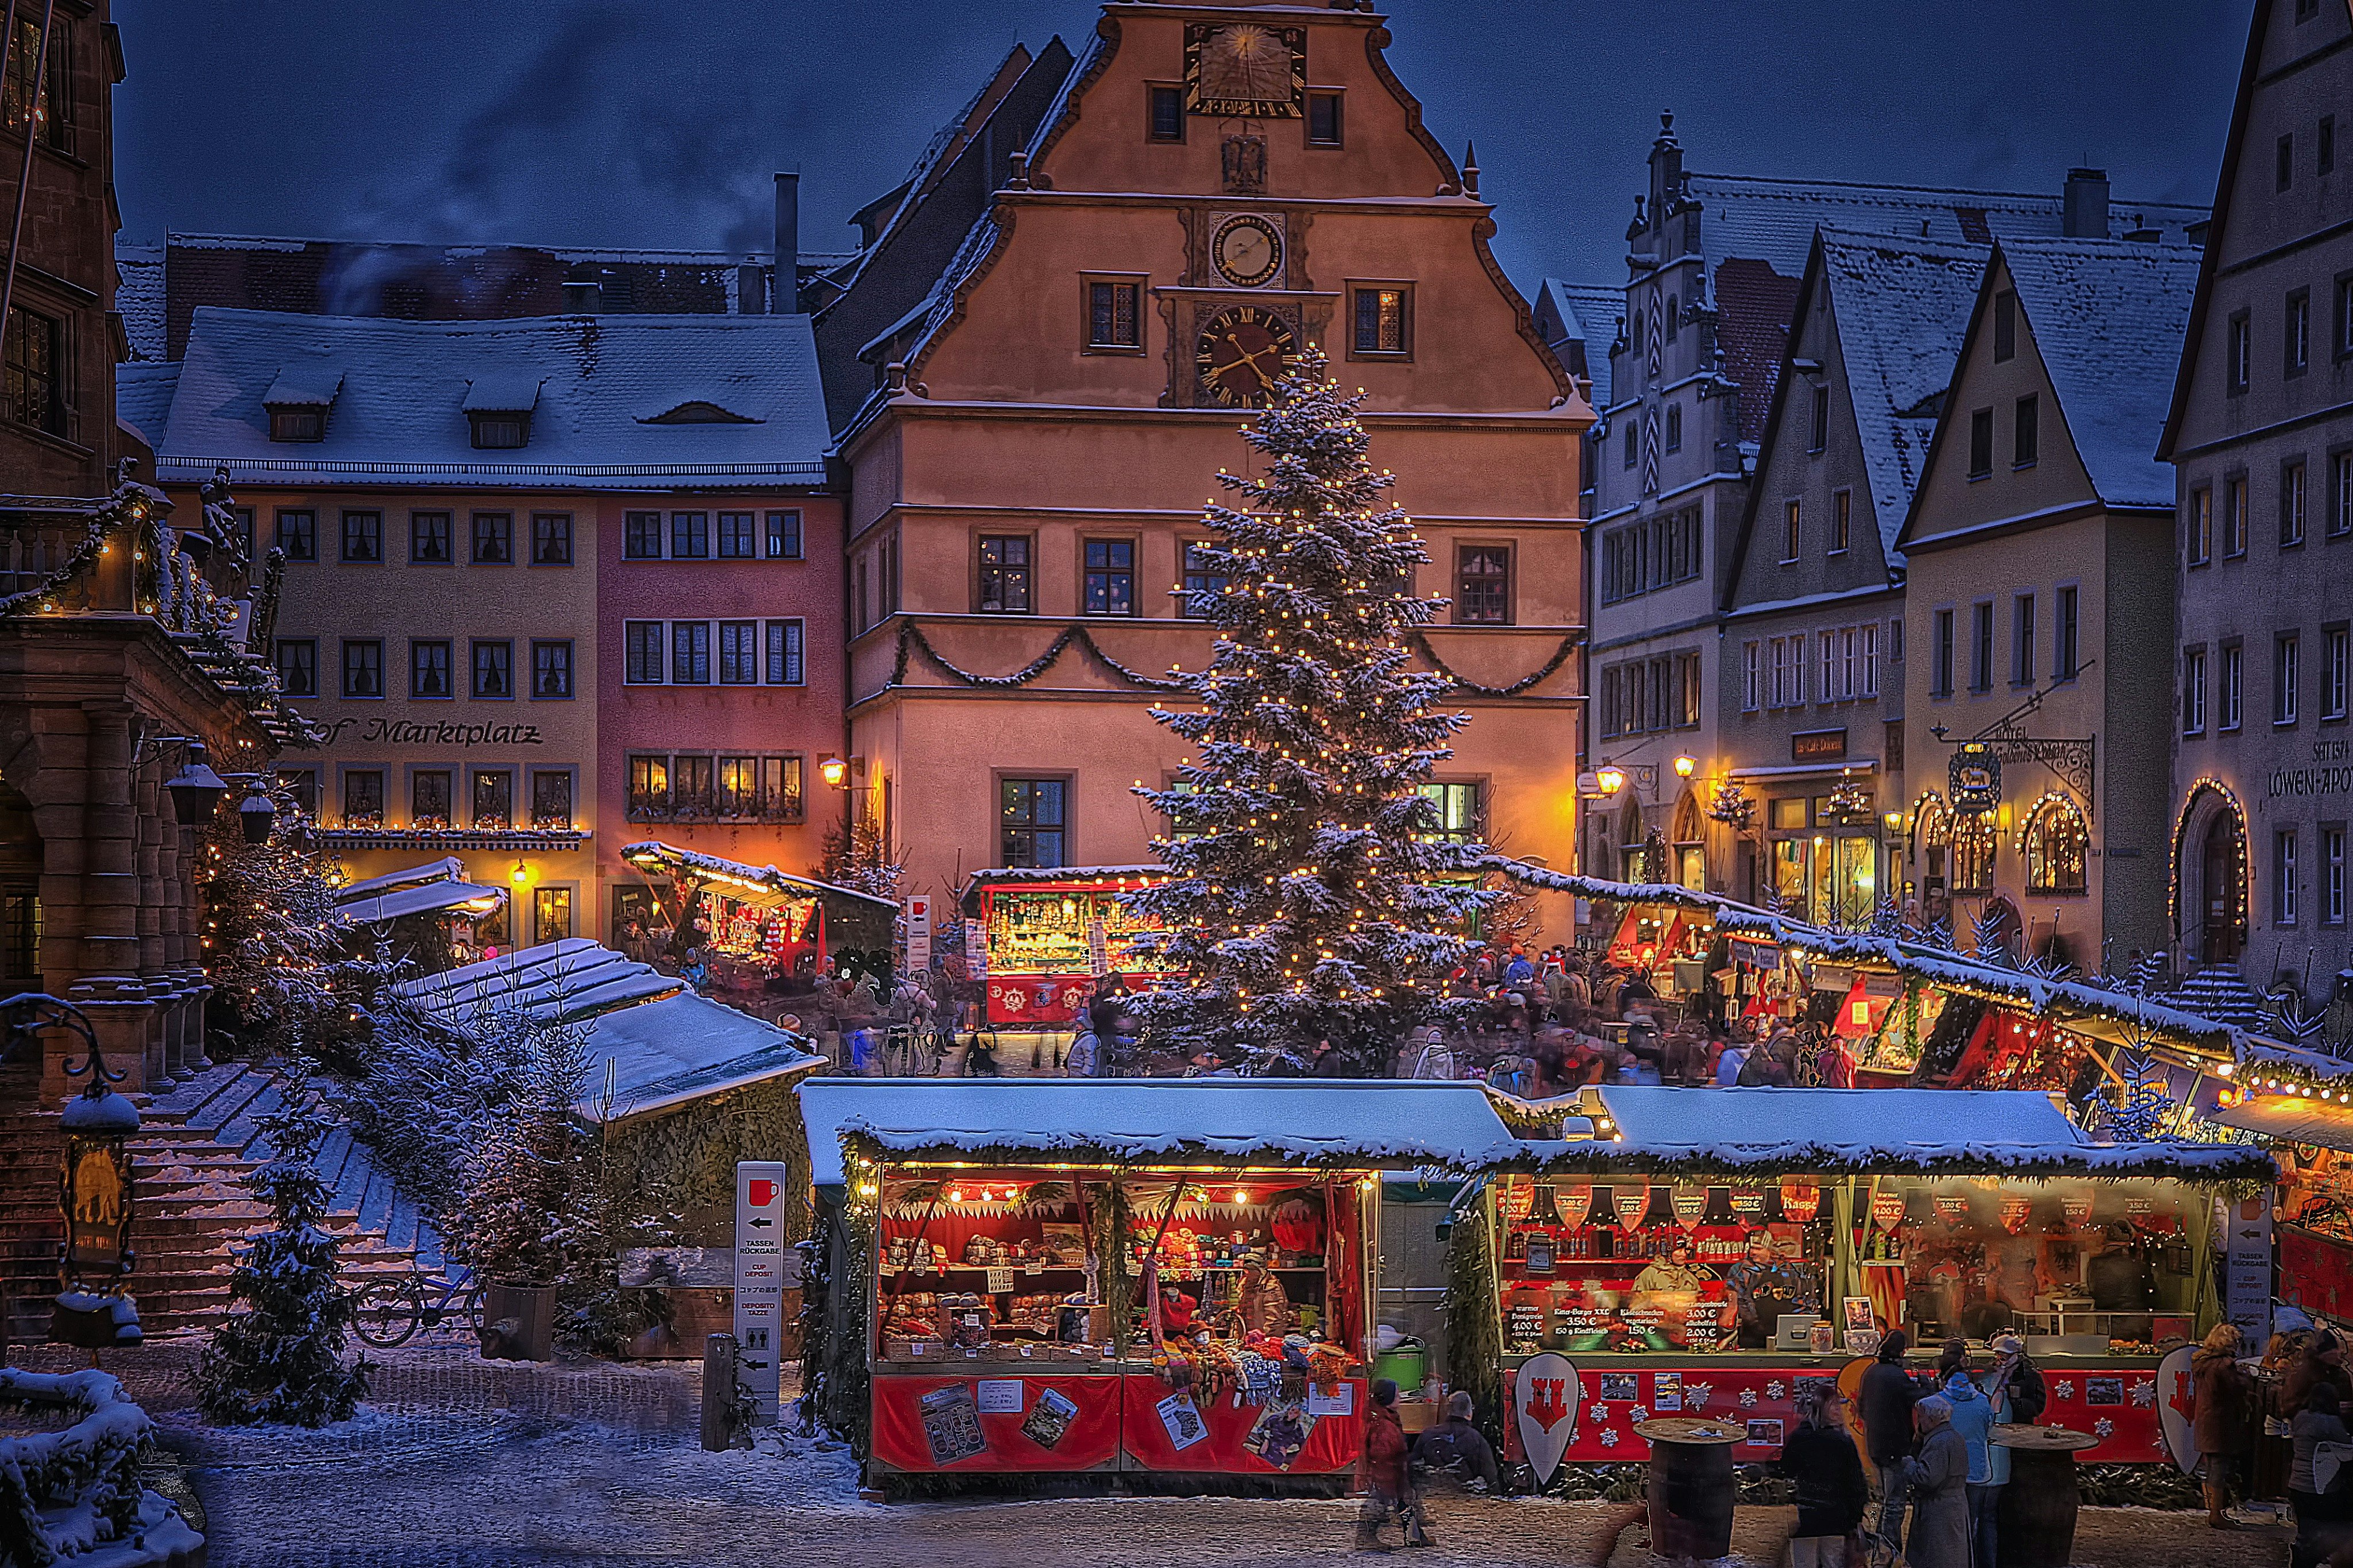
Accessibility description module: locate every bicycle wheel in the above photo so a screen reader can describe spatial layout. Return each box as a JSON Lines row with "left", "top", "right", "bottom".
{"left": 460, "top": 1283, "right": 484, "bottom": 1336}
{"left": 350, "top": 1277, "right": 421, "bottom": 1347}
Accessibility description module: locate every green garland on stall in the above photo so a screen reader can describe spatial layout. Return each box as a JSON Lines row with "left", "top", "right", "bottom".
{"left": 601, "top": 1079, "right": 813, "bottom": 1246}
{"left": 1089, "top": 1181, "right": 1135, "bottom": 1357}
{"left": 1444, "top": 1198, "right": 1505, "bottom": 1451}
{"left": 801, "top": 1189, "right": 874, "bottom": 1452}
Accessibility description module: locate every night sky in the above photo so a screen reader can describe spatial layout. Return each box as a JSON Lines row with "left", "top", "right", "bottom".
{"left": 114, "top": 1, "right": 2249, "bottom": 291}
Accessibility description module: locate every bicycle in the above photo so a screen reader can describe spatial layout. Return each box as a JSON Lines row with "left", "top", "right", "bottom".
{"left": 350, "top": 1264, "right": 483, "bottom": 1348}
{"left": 880, "top": 1022, "right": 939, "bottom": 1077}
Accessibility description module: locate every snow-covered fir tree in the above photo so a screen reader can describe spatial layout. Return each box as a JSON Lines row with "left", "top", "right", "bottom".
{"left": 1126, "top": 349, "right": 1493, "bottom": 1073}
{"left": 446, "top": 1011, "right": 608, "bottom": 1295}
{"left": 195, "top": 1090, "right": 371, "bottom": 1426}
{"left": 197, "top": 786, "right": 361, "bottom": 1061}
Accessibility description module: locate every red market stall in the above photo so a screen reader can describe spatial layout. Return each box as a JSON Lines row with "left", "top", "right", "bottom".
{"left": 799, "top": 1079, "right": 1528, "bottom": 1487}
{"left": 958, "top": 866, "right": 1170, "bottom": 1025}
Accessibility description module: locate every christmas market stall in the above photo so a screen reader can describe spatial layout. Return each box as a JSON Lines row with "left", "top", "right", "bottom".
{"left": 1460, "top": 1086, "right": 2273, "bottom": 1474}
{"left": 2211, "top": 1037, "right": 2353, "bottom": 1328}
{"left": 332, "top": 856, "right": 506, "bottom": 971}
{"left": 957, "top": 866, "right": 1171, "bottom": 1026}
{"left": 796, "top": 1079, "right": 1526, "bottom": 1485}
{"left": 617, "top": 841, "right": 898, "bottom": 991}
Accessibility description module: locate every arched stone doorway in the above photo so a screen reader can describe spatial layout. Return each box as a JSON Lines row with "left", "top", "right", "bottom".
{"left": 0, "top": 775, "right": 39, "bottom": 991}
{"left": 2172, "top": 782, "right": 2248, "bottom": 964}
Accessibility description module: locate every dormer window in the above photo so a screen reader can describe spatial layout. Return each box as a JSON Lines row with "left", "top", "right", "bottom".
{"left": 262, "top": 365, "right": 341, "bottom": 443}
{"left": 462, "top": 373, "right": 542, "bottom": 450}
{"left": 637, "top": 400, "right": 762, "bottom": 426}
{"left": 269, "top": 408, "right": 323, "bottom": 443}
{"left": 469, "top": 413, "right": 530, "bottom": 449}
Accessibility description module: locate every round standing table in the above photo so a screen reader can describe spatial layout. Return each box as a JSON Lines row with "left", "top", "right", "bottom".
{"left": 1991, "top": 1423, "right": 2101, "bottom": 1568}
{"left": 1633, "top": 1417, "right": 1744, "bottom": 1561}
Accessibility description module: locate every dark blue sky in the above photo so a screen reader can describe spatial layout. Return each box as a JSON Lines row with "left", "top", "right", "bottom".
{"left": 114, "top": 1, "right": 2249, "bottom": 290}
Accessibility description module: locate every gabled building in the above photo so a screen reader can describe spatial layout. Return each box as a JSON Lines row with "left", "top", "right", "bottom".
{"left": 2158, "top": 0, "right": 2353, "bottom": 1001}
{"left": 1715, "top": 231, "right": 1988, "bottom": 922}
{"left": 1574, "top": 112, "right": 2205, "bottom": 895}
{"left": 1896, "top": 236, "right": 2198, "bottom": 965}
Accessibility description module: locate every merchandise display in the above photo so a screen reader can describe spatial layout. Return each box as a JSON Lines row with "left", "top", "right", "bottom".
{"left": 959, "top": 872, "right": 1168, "bottom": 1024}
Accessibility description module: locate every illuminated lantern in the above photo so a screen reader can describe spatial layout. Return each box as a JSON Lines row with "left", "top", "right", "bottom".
{"left": 1779, "top": 1181, "right": 1821, "bottom": 1224}
{"left": 55, "top": 1079, "right": 143, "bottom": 1349}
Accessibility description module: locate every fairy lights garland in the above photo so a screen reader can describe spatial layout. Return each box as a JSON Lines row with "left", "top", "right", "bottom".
{"left": 2167, "top": 777, "right": 2249, "bottom": 938}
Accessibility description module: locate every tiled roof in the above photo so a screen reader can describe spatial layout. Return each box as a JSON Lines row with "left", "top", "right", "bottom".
{"left": 157, "top": 308, "right": 829, "bottom": 489}
{"left": 114, "top": 361, "right": 180, "bottom": 451}
{"left": 1995, "top": 237, "right": 2200, "bottom": 509}
{"left": 1688, "top": 173, "right": 2204, "bottom": 279}
{"left": 115, "top": 245, "right": 166, "bottom": 362}
{"left": 1711, "top": 258, "right": 1804, "bottom": 443}
{"left": 1815, "top": 230, "right": 1990, "bottom": 559}
{"left": 1533, "top": 279, "right": 1622, "bottom": 410}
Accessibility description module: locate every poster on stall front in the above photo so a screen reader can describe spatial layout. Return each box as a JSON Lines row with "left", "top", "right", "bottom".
{"left": 920, "top": 1384, "right": 988, "bottom": 1466}
{"left": 2224, "top": 1191, "right": 2273, "bottom": 1345}
{"left": 1158, "top": 1392, "right": 1209, "bottom": 1450}
{"left": 964, "top": 924, "right": 989, "bottom": 980}
{"left": 1019, "top": 1387, "right": 1079, "bottom": 1450}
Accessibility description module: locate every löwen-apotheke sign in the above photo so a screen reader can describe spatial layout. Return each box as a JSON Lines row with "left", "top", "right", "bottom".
{"left": 319, "top": 717, "right": 548, "bottom": 748}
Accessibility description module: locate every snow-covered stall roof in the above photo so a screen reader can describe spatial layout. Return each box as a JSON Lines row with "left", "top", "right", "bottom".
{"left": 393, "top": 938, "right": 678, "bottom": 1023}
{"left": 338, "top": 878, "right": 504, "bottom": 925}
{"left": 1532, "top": 1086, "right": 2273, "bottom": 1180}
{"left": 956, "top": 864, "right": 1170, "bottom": 905}
{"left": 156, "top": 308, "right": 828, "bottom": 490}
{"left": 619, "top": 841, "right": 898, "bottom": 912}
{"left": 2209, "top": 1093, "right": 2353, "bottom": 1153}
{"left": 798, "top": 1079, "right": 1533, "bottom": 1188}
{"left": 337, "top": 858, "right": 470, "bottom": 901}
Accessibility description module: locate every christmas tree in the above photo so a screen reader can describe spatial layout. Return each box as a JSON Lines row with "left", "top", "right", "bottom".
{"left": 1127, "top": 349, "right": 1492, "bottom": 1073}
{"left": 195, "top": 1090, "right": 371, "bottom": 1426}
{"left": 446, "top": 1011, "right": 608, "bottom": 1300}
{"left": 197, "top": 785, "right": 365, "bottom": 1064}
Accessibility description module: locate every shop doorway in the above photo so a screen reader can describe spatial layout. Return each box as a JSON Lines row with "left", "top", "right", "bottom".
{"left": 2199, "top": 813, "right": 2245, "bottom": 963}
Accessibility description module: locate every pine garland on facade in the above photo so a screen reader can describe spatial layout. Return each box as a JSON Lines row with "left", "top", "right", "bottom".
{"left": 195, "top": 1092, "right": 371, "bottom": 1426}
{"left": 1125, "top": 350, "right": 1492, "bottom": 1073}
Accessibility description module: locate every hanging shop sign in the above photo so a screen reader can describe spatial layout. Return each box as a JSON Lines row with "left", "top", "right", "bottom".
{"left": 905, "top": 895, "right": 933, "bottom": 972}
{"left": 2062, "top": 1195, "right": 2093, "bottom": 1227}
{"left": 1671, "top": 1187, "right": 1708, "bottom": 1228}
{"left": 1933, "top": 1193, "right": 1972, "bottom": 1223}
{"left": 2224, "top": 1191, "right": 2273, "bottom": 1345}
{"left": 1779, "top": 1182, "right": 1820, "bottom": 1224}
{"left": 1729, "top": 938, "right": 1780, "bottom": 970}
{"left": 1613, "top": 1186, "right": 1652, "bottom": 1229}
{"left": 1998, "top": 1196, "right": 2034, "bottom": 1234}
{"left": 1792, "top": 728, "right": 1849, "bottom": 763}
{"left": 1871, "top": 1191, "right": 1908, "bottom": 1231}
{"left": 1513, "top": 1352, "right": 1582, "bottom": 1486}
{"left": 1950, "top": 742, "right": 2001, "bottom": 816}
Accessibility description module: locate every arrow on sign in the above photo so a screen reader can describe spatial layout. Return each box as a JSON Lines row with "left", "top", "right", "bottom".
{"left": 750, "top": 1216, "right": 774, "bottom": 1229}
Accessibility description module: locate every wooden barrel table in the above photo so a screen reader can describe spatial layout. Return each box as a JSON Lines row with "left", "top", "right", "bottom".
{"left": 1633, "top": 1418, "right": 1742, "bottom": 1561}
{"left": 1991, "top": 1423, "right": 2101, "bottom": 1568}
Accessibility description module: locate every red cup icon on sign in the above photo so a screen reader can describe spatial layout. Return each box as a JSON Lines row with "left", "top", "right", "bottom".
{"left": 749, "top": 1179, "right": 778, "bottom": 1208}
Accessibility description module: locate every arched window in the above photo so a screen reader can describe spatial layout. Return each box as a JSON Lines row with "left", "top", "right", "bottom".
{"left": 1665, "top": 293, "right": 1680, "bottom": 342}
{"left": 2022, "top": 794, "right": 2089, "bottom": 894}
{"left": 1950, "top": 812, "right": 1996, "bottom": 894}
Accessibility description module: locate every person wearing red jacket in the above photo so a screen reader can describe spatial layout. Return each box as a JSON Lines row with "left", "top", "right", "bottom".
{"left": 1355, "top": 1379, "right": 1427, "bottom": 1551}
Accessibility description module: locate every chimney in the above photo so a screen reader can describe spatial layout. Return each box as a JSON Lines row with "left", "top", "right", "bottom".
{"left": 774, "top": 171, "right": 801, "bottom": 315}
{"left": 562, "top": 261, "right": 603, "bottom": 314}
{"left": 735, "top": 264, "right": 766, "bottom": 314}
{"left": 2063, "top": 168, "right": 2109, "bottom": 238}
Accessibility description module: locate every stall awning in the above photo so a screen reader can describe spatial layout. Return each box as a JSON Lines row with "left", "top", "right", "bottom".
{"left": 338, "top": 879, "right": 505, "bottom": 924}
{"left": 2211, "top": 1096, "right": 2353, "bottom": 1152}
{"left": 336, "top": 856, "right": 470, "bottom": 902}
{"left": 392, "top": 937, "right": 679, "bottom": 1023}
{"left": 618, "top": 841, "right": 896, "bottom": 913}
{"left": 956, "top": 864, "right": 1171, "bottom": 908}
{"left": 798, "top": 1079, "right": 1532, "bottom": 1188}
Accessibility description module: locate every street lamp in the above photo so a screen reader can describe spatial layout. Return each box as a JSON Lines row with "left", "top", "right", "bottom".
{"left": 0, "top": 995, "right": 143, "bottom": 1350}
{"left": 238, "top": 783, "right": 278, "bottom": 845}
{"left": 819, "top": 756, "right": 850, "bottom": 789}
{"left": 161, "top": 740, "right": 227, "bottom": 825}
{"left": 1673, "top": 755, "right": 1696, "bottom": 778}
{"left": 1595, "top": 766, "right": 1626, "bottom": 797}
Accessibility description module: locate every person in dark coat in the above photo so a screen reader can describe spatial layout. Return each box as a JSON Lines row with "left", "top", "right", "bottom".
{"left": 1987, "top": 1333, "right": 2047, "bottom": 1423}
{"left": 1356, "top": 1378, "right": 1427, "bottom": 1550}
{"left": 1904, "top": 1396, "right": 1972, "bottom": 1568}
{"left": 1860, "top": 1330, "right": 1922, "bottom": 1552}
{"left": 2288, "top": 1331, "right": 2353, "bottom": 1415}
{"left": 1779, "top": 1386, "right": 1869, "bottom": 1566}
{"left": 1411, "top": 1391, "right": 1500, "bottom": 1494}
{"left": 2194, "top": 1322, "right": 2255, "bottom": 1528}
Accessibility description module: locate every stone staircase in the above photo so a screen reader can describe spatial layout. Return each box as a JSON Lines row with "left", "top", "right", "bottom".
{"left": 0, "top": 1059, "right": 447, "bottom": 1342}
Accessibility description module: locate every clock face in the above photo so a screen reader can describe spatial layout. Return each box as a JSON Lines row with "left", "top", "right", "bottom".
{"left": 1211, "top": 215, "right": 1282, "bottom": 289}
{"left": 1195, "top": 305, "right": 1299, "bottom": 407}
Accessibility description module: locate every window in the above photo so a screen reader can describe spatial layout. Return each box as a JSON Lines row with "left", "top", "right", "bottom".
{"left": 2279, "top": 133, "right": 2296, "bottom": 192}
{"left": 625, "top": 511, "right": 663, "bottom": 559}
{"left": 1664, "top": 403, "right": 1681, "bottom": 453}
{"left": 342, "top": 770, "right": 384, "bottom": 829}
{"left": 279, "top": 768, "right": 318, "bottom": 818}
{"left": 1932, "top": 609, "right": 1955, "bottom": 697}
{"left": 627, "top": 755, "right": 669, "bottom": 818}
{"left": 1622, "top": 423, "right": 1636, "bottom": 469}
{"left": 2055, "top": 585, "right": 2079, "bottom": 681}
{"left": 267, "top": 406, "right": 322, "bottom": 443}
{"left": 2322, "top": 115, "right": 2336, "bottom": 175}
{"left": 532, "top": 512, "right": 573, "bottom": 565}
{"left": 470, "top": 639, "right": 512, "bottom": 700}
{"left": 2325, "top": 624, "right": 2350, "bottom": 720}
{"left": 227, "top": 507, "right": 256, "bottom": 559}
{"left": 978, "top": 535, "right": 1032, "bottom": 613}
{"left": 2342, "top": 276, "right": 2353, "bottom": 361}
{"left": 1352, "top": 287, "right": 1410, "bottom": 355}
{"left": 2013, "top": 395, "right": 2038, "bottom": 468}
{"left": 2183, "top": 646, "right": 2208, "bottom": 734}
{"left": 1000, "top": 778, "right": 1067, "bottom": 868}
{"left": 2277, "top": 829, "right": 2300, "bottom": 925}
{"left": 1087, "top": 280, "right": 1141, "bottom": 349}
{"left": 766, "top": 509, "right": 803, "bottom": 559}
{"left": 1307, "top": 91, "right": 1343, "bottom": 146}
{"left": 471, "top": 512, "right": 512, "bottom": 565}
{"left": 1889, "top": 615, "right": 1905, "bottom": 665}
{"left": 340, "top": 509, "right": 381, "bottom": 563}
{"left": 1181, "top": 542, "right": 1227, "bottom": 615}
{"left": 531, "top": 771, "right": 573, "bottom": 831}
{"left": 471, "top": 770, "right": 513, "bottom": 830}
{"left": 2298, "top": 0, "right": 2321, "bottom": 18}
{"left": 2278, "top": 634, "right": 2302, "bottom": 726}
{"left": 2281, "top": 458, "right": 2309, "bottom": 547}
{"left": 1417, "top": 782, "right": 1484, "bottom": 844}
{"left": 531, "top": 640, "right": 572, "bottom": 699}
{"left": 1992, "top": 288, "right": 2016, "bottom": 361}
{"left": 1664, "top": 296, "right": 1679, "bottom": 342}
{"left": 2, "top": 304, "right": 61, "bottom": 435}
{"left": 765, "top": 619, "right": 805, "bottom": 685}
{"left": 2336, "top": 450, "right": 2353, "bottom": 536}
{"left": 1827, "top": 489, "right": 1850, "bottom": 554}
{"left": 718, "top": 620, "right": 759, "bottom": 684}
{"left": 2228, "top": 310, "right": 2251, "bottom": 394}
{"left": 2012, "top": 594, "right": 2035, "bottom": 685}
{"left": 670, "top": 512, "right": 709, "bottom": 559}
{"left": 1968, "top": 407, "right": 1993, "bottom": 477}
{"left": 410, "top": 511, "right": 452, "bottom": 563}
{"left": 410, "top": 770, "right": 453, "bottom": 831}
{"left": 1148, "top": 83, "right": 1183, "bottom": 141}
{"left": 469, "top": 412, "right": 528, "bottom": 449}
{"left": 1808, "top": 383, "right": 1829, "bottom": 453}
{"left": 671, "top": 621, "right": 711, "bottom": 685}
{"left": 2188, "top": 486, "right": 2213, "bottom": 565}
{"left": 1950, "top": 814, "right": 1995, "bottom": 895}
{"left": 342, "top": 639, "right": 383, "bottom": 699}
{"left": 1970, "top": 601, "right": 1994, "bottom": 691}
{"left": 2023, "top": 797, "right": 2089, "bottom": 895}
{"left": 275, "top": 638, "right": 318, "bottom": 697}
{"left": 2222, "top": 642, "right": 2244, "bottom": 730}
{"left": 1083, "top": 539, "right": 1136, "bottom": 616}
{"left": 1782, "top": 499, "right": 1801, "bottom": 562}
{"left": 3, "top": 16, "right": 74, "bottom": 153}
{"left": 2224, "top": 474, "right": 2249, "bottom": 556}
{"left": 671, "top": 755, "right": 714, "bottom": 817}
{"left": 276, "top": 509, "right": 317, "bottom": 561}
{"left": 2289, "top": 289, "right": 2312, "bottom": 376}
{"left": 624, "top": 621, "right": 664, "bottom": 684}
{"left": 707, "top": 510, "right": 754, "bottom": 559}
{"left": 1453, "top": 545, "right": 1511, "bottom": 624}
{"left": 410, "top": 639, "right": 452, "bottom": 700}
{"left": 2326, "top": 825, "right": 2347, "bottom": 926}
{"left": 1742, "top": 640, "right": 1762, "bottom": 712}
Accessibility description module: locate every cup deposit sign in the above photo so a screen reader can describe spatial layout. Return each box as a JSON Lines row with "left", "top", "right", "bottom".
{"left": 735, "top": 1161, "right": 799, "bottom": 1424}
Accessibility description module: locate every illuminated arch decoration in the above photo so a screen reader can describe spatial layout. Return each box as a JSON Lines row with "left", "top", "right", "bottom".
{"left": 1909, "top": 790, "right": 1951, "bottom": 860}
{"left": 2018, "top": 791, "right": 2090, "bottom": 895}
{"left": 2167, "top": 776, "right": 2250, "bottom": 939}
{"left": 1949, "top": 812, "right": 1996, "bottom": 895}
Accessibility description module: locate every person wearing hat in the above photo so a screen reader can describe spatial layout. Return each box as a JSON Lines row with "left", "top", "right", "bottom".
{"left": 1780, "top": 1385, "right": 1869, "bottom": 1567}
{"left": 1986, "top": 1331, "right": 2046, "bottom": 1423}
{"left": 1903, "top": 1394, "right": 1972, "bottom": 1568}
{"left": 1942, "top": 1368, "right": 2008, "bottom": 1568}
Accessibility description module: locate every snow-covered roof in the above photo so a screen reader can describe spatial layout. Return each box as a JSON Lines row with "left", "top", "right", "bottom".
{"left": 957, "top": 864, "right": 1169, "bottom": 900}
{"left": 579, "top": 990, "right": 821, "bottom": 1124}
{"left": 115, "top": 361, "right": 180, "bottom": 451}
{"left": 1532, "top": 279, "right": 1621, "bottom": 410}
{"left": 115, "top": 244, "right": 166, "bottom": 362}
{"left": 1689, "top": 172, "right": 2204, "bottom": 280}
{"left": 461, "top": 372, "right": 542, "bottom": 414}
{"left": 156, "top": 308, "right": 828, "bottom": 490}
{"left": 393, "top": 938, "right": 678, "bottom": 1022}
{"left": 2210, "top": 1094, "right": 2353, "bottom": 1153}
{"left": 618, "top": 841, "right": 899, "bottom": 912}
{"left": 798, "top": 1079, "right": 1531, "bottom": 1188}
{"left": 337, "top": 879, "right": 505, "bottom": 925}
{"left": 1815, "top": 229, "right": 1988, "bottom": 559}
{"left": 336, "top": 858, "right": 470, "bottom": 901}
